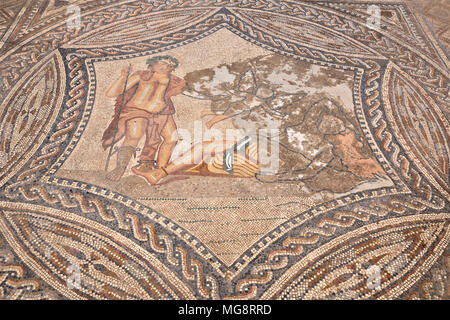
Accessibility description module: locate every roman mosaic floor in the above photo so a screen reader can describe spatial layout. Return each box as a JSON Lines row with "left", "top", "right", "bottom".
{"left": 0, "top": 0, "right": 448, "bottom": 300}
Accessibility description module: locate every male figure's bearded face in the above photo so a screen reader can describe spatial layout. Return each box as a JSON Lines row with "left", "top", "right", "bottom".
{"left": 151, "top": 59, "right": 175, "bottom": 75}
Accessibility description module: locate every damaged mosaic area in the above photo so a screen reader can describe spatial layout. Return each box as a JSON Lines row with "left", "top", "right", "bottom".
{"left": 0, "top": 0, "right": 448, "bottom": 300}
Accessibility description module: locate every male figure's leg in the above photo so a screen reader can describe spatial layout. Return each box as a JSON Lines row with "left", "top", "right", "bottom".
{"left": 134, "top": 119, "right": 162, "bottom": 172}
{"left": 107, "top": 118, "right": 146, "bottom": 181}
{"left": 132, "top": 140, "right": 232, "bottom": 185}
{"left": 157, "top": 115, "right": 178, "bottom": 168}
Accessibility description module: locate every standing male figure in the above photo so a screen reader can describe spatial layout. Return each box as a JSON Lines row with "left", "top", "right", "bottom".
{"left": 102, "top": 55, "right": 186, "bottom": 181}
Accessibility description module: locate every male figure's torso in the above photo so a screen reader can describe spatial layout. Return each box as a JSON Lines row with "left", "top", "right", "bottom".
{"left": 128, "top": 72, "right": 170, "bottom": 114}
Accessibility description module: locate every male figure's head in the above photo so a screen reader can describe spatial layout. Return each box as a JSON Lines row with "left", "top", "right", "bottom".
{"left": 146, "top": 55, "right": 179, "bottom": 75}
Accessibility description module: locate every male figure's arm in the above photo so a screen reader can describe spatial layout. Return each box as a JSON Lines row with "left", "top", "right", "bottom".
{"left": 106, "top": 68, "right": 140, "bottom": 98}
{"left": 205, "top": 99, "right": 247, "bottom": 129}
{"left": 205, "top": 114, "right": 233, "bottom": 129}
{"left": 166, "top": 75, "right": 186, "bottom": 97}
